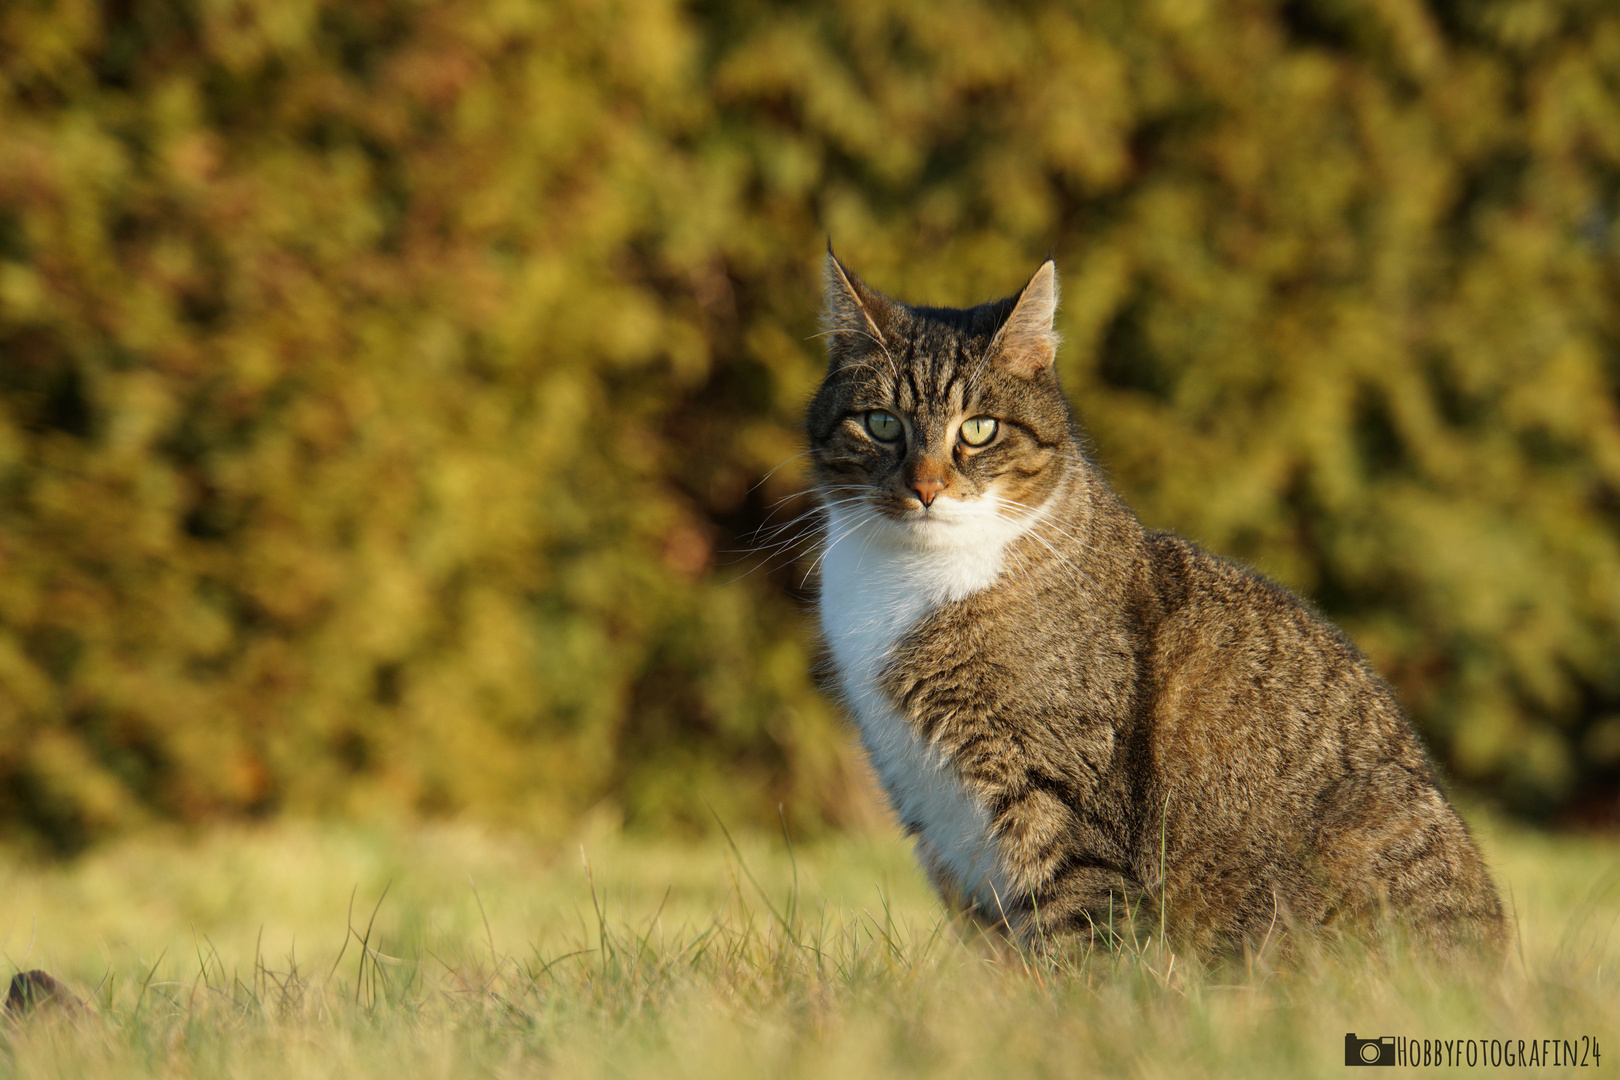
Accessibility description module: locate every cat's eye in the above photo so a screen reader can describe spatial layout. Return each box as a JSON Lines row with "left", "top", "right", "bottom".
{"left": 959, "top": 416, "right": 998, "bottom": 447}
{"left": 865, "top": 410, "right": 903, "bottom": 442}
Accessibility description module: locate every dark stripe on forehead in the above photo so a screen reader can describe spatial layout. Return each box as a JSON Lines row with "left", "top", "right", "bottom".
{"left": 932, "top": 336, "right": 956, "bottom": 399}
{"left": 955, "top": 336, "right": 972, "bottom": 403}
{"left": 944, "top": 368, "right": 966, "bottom": 413}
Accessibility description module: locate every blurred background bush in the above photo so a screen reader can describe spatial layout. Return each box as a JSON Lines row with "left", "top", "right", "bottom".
{"left": 1, "top": 0, "right": 1617, "bottom": 853}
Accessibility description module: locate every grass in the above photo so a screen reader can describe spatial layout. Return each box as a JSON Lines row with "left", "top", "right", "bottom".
{"left": 0, "top": 808, "right": 1614, "bottom": 1078}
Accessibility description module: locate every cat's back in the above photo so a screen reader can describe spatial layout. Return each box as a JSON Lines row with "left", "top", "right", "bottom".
{"left": 1134, "top": 532, "right": 1505, "bottom": 951}
{"left": 1136, "top": 530, "right": 1424, "bottom": 783}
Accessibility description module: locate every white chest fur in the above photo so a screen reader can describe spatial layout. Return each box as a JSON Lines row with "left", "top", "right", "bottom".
{"left": 818, "top": 501, "right": 1034, "bottom": 911}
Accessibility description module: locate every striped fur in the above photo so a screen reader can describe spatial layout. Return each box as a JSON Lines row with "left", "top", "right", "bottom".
{"left": 807, "top": 253, "right": 1505, "bottom": 958}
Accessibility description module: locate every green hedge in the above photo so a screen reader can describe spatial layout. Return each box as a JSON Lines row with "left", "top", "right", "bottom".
{"left": 1, "top": 0, "right": 1617, "bottom": 851}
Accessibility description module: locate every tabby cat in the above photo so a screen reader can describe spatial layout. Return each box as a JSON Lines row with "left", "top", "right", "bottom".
{"left": 807, "top": 251, "right": 1505, "bottom": 958}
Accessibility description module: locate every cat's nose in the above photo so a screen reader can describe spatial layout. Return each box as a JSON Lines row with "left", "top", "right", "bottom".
{"left": 911, "top": 477, "right": 945, "bottom": 507}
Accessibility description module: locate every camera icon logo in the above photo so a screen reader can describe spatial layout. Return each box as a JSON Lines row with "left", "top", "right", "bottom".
{"left": 1345, "top": 1033, "right": 1396, "bottom": 1066}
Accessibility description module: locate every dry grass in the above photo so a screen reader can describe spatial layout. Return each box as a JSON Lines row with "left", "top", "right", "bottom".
{"left": 0, "top": 809, "right": 1615, "bottom": 1078}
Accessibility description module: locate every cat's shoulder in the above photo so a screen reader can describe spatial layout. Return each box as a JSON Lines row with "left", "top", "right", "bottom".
{"left": 1137, "top": 528, "right": 1359, "bottom": 653}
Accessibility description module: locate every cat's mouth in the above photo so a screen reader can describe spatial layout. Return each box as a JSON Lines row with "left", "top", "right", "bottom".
{"left": 825, "top": 488, "right": 1037, "bottom": 558}
{"left": 902, "top": 508, "right": 951, "bottom": 529}
{"left": 871, "top": 495, "right": 956, "bottom": 522}
{"left": 870, "top": 494, "right": 984, "bottom": 541}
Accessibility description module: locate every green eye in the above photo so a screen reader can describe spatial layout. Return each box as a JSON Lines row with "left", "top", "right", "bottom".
{"left": 865, "top": 410, "right": 903, "bottom": 441}
{"left": 959, "top": 416, "right": 998, "bottom": 447}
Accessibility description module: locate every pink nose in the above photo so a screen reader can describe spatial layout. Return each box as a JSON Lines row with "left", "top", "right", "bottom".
{"left": 911, "top": 478, "right": 945, "bottom": 507}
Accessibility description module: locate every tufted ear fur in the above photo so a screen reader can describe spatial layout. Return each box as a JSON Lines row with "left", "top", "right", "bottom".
{"left": 821, "top": 248, "right": 898, "bottom": 368}
{"left": 990, "top": 260, "right": 1060, "bottom": 377}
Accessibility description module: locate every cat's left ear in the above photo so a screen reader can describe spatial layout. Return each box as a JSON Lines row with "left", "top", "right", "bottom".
{"left": 992, "top": 260, "right": 1060, "bottom": 377}
{"left": 821, "top": 248, "right": 898, "bottom": 366}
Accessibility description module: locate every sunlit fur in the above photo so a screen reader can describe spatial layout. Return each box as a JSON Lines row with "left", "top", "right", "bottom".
{"left": 807, "top": 252, "right": 1505, "bottom": 959}
{"left": 818, "top": 493, "right": 1046, "bottom": 912}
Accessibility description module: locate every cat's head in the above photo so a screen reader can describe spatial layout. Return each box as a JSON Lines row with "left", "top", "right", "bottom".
{"left": 806, "top": 252, "right": 1077, "bottom": 548}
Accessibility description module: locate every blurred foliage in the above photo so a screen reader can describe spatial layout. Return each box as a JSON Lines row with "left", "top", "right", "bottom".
{"left": 0, "top": 0, "right": 1617, "bottom": 852}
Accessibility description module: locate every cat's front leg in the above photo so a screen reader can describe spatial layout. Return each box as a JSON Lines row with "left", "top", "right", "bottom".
{"left": 911, "top": 833, "right": 965, "bottom": 909}
{"left": 888, "top": 665, "right": 1144, "bottom": 947}
{"left": 1014, "top": 862, "right": 1148, "bottom": 950}
{"left": 978, "top": 777, "right": 1146, "bottom": 948}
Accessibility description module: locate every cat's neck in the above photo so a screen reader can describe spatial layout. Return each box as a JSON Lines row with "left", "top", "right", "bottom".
{"left": 816, "top": 467, "right": 1146, "bottom": 659}
{"left": 820, "top": 506, "right": 1020, "bottom": 602}
{"left": 816, "top": 480, "right": 1076, "bottom": 677}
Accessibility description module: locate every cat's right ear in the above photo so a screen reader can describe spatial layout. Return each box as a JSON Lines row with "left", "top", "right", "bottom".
{"left": 821, "top": 248, "right": 895, "bottom": 366}
{"left": 990, "top": 260, "right": 1060, "bottom": 378}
